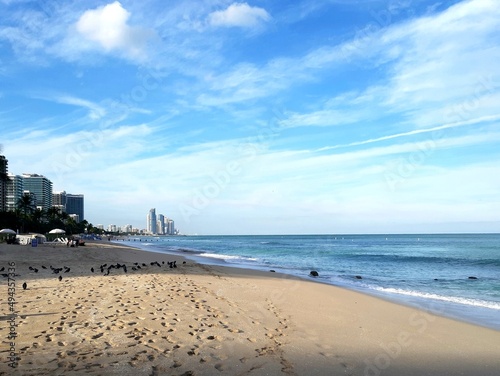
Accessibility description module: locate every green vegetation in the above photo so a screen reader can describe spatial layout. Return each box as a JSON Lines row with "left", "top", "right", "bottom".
{"left": 0, "top": 193, "right": 102, "bottom": 236}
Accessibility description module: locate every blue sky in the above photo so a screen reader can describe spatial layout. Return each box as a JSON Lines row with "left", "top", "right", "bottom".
{"left": 1, "top": 0, "right": 499, "bottom": 235}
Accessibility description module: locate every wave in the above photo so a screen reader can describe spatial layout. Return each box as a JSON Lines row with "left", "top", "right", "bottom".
{"left": 198, "top": 253, "right": 258, "bottom": 263}
{"left": 373, "top": 286, "right": 500, "bottom": 310}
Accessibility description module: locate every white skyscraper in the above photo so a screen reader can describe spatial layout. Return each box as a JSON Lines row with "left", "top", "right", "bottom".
{"left": 147, "top": 208, "right": 157, "bottom": 234}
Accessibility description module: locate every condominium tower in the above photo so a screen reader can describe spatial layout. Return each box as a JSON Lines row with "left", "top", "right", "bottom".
{"left": 22, "top": 173, "right": 53, "bottom": 211}
{"left": 147, "top": 208, "right": 157, "bottom": 234}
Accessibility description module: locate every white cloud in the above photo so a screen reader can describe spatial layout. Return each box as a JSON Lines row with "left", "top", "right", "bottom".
{"left": 75, "top": 1, "right": 151, "bottom": 59}
{"left": 208, "top": 2, "right": 271, "bottom": 28}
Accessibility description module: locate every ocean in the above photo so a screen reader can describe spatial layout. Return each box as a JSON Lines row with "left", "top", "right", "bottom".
{"left": 115, "top": 233, "right": 500, "bottom": 331}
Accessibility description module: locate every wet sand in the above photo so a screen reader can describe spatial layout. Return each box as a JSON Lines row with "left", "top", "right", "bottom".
{"left": 1, "top": 241, "right": 499, "bottom": 375}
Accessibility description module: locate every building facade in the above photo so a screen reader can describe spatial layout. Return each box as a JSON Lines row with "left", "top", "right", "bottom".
{"left": 167, "top": 219, "right": 175, "bottom": 235}
{"left": 52, "top": 190, "right": 67, "bottom": 214}
{"left": 5, "top": 173, "right": 24, "bottom": 212}
{"left": 157, "top": 214, "right": 165, "bottom": 235}
{"left": 22, "top": 173, "right": 53, "bottom": 211}
{"left": 147, "top": 208, "right": 157, "bottom": 234}
{"left": 0, "top": 155, "right": 7, "bottom": 212}
{"left": 66, "top": 194, "right": 84, "bottom": 222}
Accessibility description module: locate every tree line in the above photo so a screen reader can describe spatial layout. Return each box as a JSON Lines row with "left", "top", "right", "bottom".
{"left": 0, "top": 193, "right": 103, "bottom": 236}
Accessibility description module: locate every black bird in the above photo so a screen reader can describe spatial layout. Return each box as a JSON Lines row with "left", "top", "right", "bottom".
{"left": 123, "top": 265, "right": 127, "bottom": 273}
{"left": 136, "top": 265, "right": 141, "bottom": 270}
{"left": 58, "top": 275, "right": 63, "bottom": 281}
{"left": 173, "top": 261, "right": 177, "bottom": 268}
{"left": 64, "top": 267, "right": 70, "bottom": 273}
{"left": 183, "top": 261, "right": 186, "bottom": 264}
{"left": 29, "top": 266, "right": 34, "bottom": 270}
{"left": 142, "top": 263, "right": 146, "bottom": 267}
{"left": 134, "top": 262, "right": 138, "bottom": 265}
{"left": 34, "top": 268, "right": 38, "bottom": 273}
{"left": 41, "top": 265, "right": 47, "bottom": 269}
{"left": 91, "top": 267, "right": 94, "bottom": 273}
{"left": 22, "top": 282, "right": 27, "bottom": 290}
{"left": 162, "top": 261, "right": 165, "bottom": 265}
{"left": 132, "top": 267, "right": 137, "bottom": 271}
{"left": 0, "top": 267, "right": 4, "bottom": 272}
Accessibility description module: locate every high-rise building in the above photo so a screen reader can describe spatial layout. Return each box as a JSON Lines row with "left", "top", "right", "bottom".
{"left": 22, "top": 173, "right": 53, "bottom": 211}
{"left": 0, "top": 155, "right": 7, "bottom": 212}
{"left": 121, "top": 224, "right": 132, "bottom": 233}
{"left": 147, "top": 208, "right": 157, "bottom": 234}
{"left": 167, "top": 219, "right": 175, "bottom": 235}
{"left": 52, "top": 190, "right": 67, "bottom": 214}
{"left": 52, "top": 191, "right": 84, "bottom": 222}
{"left": 157, "top": 214, "right": 165, "bottom": 235}
{"left": 66, "top": 193, "right": 84, "bottom": 222}
{"left": 5, "top": 173, "right": 24, "bottom": 212}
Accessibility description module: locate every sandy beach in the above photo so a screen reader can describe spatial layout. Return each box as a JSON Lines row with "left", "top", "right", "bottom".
{"left": 1, "top": 241, "right": 499, "bottom": 376}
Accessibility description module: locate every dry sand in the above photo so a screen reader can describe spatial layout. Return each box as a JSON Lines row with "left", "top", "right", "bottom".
{"left": 1, "top": 241, "right": 499, "bottom": 376}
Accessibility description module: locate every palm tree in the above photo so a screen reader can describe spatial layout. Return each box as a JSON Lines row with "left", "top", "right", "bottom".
{"left": 17, "top": 193, "right": 35, "bottom": 233}
{"left": 46, "top": 207, "right": 61, "bottom": 222}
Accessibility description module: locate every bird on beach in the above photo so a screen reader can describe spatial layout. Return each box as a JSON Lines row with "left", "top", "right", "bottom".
{"left": 22, "top": 282, "right": 27, "bottom": 290}
{"left": 91, "top": 267, "right": 94, "bottom": 273}
{"left": 0, "top": 267, "right": 4, "bottom": 272}
{"left": 58, "top": 275, "right": 62, "bottom": 281}
{"left": 34, "top": 268, "right": 38, "bottom": 273}
{"left": 64, "top": 267, "right": 71, "bottom": 273}
{"left": 41, "top": 265, "right": 47, "bottom": 269}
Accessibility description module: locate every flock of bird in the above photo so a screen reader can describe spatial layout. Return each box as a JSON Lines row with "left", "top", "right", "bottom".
{"left": 8, "top": 259, "right": 185, "bottom": 291}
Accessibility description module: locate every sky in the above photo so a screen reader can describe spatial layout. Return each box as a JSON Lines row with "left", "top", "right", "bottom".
{"left": 0, "top": 0, "right": 499, "bottom": 235}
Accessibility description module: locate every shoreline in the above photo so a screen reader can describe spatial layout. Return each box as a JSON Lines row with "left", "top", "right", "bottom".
{"left": 112, "top": 237, "right": 500, "bottom": 332}
{"left": 1, "top": 241, "right": 500, "bottom": 375}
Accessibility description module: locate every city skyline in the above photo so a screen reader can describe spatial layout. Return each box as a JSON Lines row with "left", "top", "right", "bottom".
{"left": 2, "top": 153, "right": 174, "bottom": 232}
{"left": 1, "top": 1, "right": 499, "bottom": 234}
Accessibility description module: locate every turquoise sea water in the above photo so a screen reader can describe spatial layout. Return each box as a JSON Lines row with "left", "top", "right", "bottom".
{"left": 115, "top": 234, "right": 500, "bottom": 330}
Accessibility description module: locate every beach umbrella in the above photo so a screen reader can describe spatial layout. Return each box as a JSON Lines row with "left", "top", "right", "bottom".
{"left": 49, "top": 228, "right": 66, "bottom": 234}
{"left": 0, "top": 229, "right": 16, "bottom": 234}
